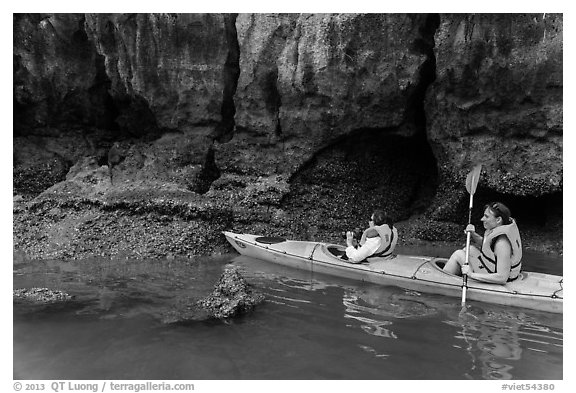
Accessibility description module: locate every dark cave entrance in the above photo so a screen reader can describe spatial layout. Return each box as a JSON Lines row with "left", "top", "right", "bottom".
{"left": 283, "top": 129, "right": 439, "bottom": 234}
{"left": 283, "top": 129, "right": 562, "bottom": 249}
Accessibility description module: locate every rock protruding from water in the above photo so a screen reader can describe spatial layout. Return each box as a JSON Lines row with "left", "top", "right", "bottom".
{"left": 162, "top": 266, "right": 264, "bottom": 324}
{"left": 13, "top": 288, "right": 74, "bottom": 304}
{"left": 198, "top": 266, "right": 265, "bottom": 319}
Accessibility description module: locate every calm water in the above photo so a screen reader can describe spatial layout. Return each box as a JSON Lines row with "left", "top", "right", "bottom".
{"left": 13, "top": 247, "right": 563, "bottom": 380}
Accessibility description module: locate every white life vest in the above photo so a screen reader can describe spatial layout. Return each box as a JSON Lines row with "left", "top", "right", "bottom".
{"left": 478, "top": 218, "right": 522, "bottom": 280}
{"left": 359, "top": 224, "right": 398, "bottom": 257}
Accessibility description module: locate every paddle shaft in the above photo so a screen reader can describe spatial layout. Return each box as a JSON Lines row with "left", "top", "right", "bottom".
{"left": 461, "top": 189, "right": 475, "bottom": 306}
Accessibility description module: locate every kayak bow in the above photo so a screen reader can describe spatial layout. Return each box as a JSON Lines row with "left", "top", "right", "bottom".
{"left": 223, "top": 231, "right": 563, "bottom": 314}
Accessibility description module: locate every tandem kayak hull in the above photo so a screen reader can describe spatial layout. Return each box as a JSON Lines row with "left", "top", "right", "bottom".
{"left": 223, "top": 232, "right": 563, "bottom": 314}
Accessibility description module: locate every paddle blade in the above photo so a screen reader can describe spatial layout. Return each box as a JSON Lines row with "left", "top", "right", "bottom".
{"left": 465, "top": 164, "right": 482, "bottom": 195}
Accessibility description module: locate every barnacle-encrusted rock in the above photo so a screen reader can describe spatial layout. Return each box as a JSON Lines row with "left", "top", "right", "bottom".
{"left": 161, "top": 266, "right": 264, "bottom": 324}
{"left": 198, "top": 266, "right": 265, "bottom": 319}
{"left": 13, "top": 288, "right": 74, "bottom": 304}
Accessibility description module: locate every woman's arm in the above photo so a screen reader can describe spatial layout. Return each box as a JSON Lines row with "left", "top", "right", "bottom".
{"left": 345, "top": 237, "right": 381, "bottom": 263}
{"left": 466, "top": 237, "right": 512, "bottom": 284}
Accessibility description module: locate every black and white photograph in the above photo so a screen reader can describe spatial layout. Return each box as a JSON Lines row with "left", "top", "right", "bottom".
{"left": 8, "top": 1, "right": 569, "bottom": 389}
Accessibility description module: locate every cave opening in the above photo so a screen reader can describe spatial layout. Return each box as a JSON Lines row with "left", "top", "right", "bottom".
{"left": 283, "top": 128, "right": 439, "bottom": 235}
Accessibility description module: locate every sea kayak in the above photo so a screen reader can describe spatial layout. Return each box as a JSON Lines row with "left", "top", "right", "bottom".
{"left": 223, "top": 231, "right": 563, "bottom": 314}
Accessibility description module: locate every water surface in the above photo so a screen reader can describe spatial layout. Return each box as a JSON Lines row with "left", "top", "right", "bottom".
{"left": 13, "top": 247, "right": 562, "bottom": 380}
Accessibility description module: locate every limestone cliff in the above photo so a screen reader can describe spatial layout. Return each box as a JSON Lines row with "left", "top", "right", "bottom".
{"left": 13, "top": 13, "right": 563, "bottom": 260}
{"left": 428, "top": 14, "right": 562, "bottom": 195}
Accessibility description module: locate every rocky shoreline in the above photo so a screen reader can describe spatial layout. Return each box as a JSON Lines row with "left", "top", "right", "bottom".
{"left": 12, "top": 129, "right": 562, "bottom": 263}
{"left": 13, "top": 191, "right": 562, "bottom": 263}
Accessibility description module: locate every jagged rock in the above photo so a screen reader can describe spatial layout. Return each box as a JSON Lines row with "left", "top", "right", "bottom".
{"left": 162, "top": 267, "right": 264, "bottom": 323}
{"left": 13, "top": 288, "right": 74, "bottom": 304}
{"left": 197, "top": 266, "right": 265, "bottom": 319}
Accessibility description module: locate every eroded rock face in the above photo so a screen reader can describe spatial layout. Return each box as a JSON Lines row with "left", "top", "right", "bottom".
{"left": 229, "top": 14, "right": 433, "bottom": 175}
{"left": 427, "top": 14, "right": 562, "bottom": 197}
{"left": 83, "top": 13, "right": 231, "bottom": 133}
{"left": 14, "top": 14, "right": 113, "bottom": 131}
{"left": 13, "top": 13, "right": 563, "bottom": 259}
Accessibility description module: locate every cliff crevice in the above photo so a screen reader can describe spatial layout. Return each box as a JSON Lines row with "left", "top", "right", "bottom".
{"left": 214, "top": 13, "right": 240, "bottom": 144}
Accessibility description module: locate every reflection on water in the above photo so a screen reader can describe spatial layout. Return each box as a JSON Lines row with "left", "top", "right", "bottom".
{"left": 14, "top": 252, "right": 562, "bottom": 380}
{"left": 231, "top": 255, "right": 562, "bottom": 380}
{"left": 342, "top": 288, "right": 438, "bottom": 340}
{"left": 446, "top": 309, "right": 563, "bottom": 380}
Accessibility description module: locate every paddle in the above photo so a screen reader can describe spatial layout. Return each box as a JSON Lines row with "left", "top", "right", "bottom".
{"left": 461, "top": 164, "right": 482, "bottom": 308}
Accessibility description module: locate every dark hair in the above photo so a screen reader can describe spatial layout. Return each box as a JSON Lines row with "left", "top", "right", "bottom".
{"left": 485, "top": 202, "right": 511, "bottom": 225}
{"left": 372, "top": 209, "right": 394, "bottom": 228}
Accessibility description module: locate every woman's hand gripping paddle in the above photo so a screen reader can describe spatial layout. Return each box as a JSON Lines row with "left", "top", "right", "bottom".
{"left": 461, "top": 164, "right": 482, "bottom": 309}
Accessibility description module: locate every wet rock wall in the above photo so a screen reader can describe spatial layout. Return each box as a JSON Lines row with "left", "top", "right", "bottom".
{"left": 13, "top": 13, "right": 563, "bottom": 259}
{"left": 426, "top": 14, "right": 562, "bottom": 213}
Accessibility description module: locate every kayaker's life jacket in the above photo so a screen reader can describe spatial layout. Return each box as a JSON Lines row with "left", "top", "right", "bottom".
{"left": 478, "top": 218, "right": 522, "bottom": 280}
{"left": 359, "top": 224, "right": 398, "bottom": 258}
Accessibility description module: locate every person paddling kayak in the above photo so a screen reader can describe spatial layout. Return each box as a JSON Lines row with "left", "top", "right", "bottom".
{"left": 443, "top": 202, "right": 522, "bottom": 284}
{"left": 345, "top": 209, "right": 398, "bottom": 263}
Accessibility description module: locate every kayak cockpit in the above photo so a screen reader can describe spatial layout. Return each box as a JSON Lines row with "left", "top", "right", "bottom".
{"left": 326, "top": 245, "right": 347, "bottom": 258}
{"left": 431, "top": 258, "right": 447, "bottom": 270}
{"left": 254, "top": 236, "right": 287, "bottom": 244}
